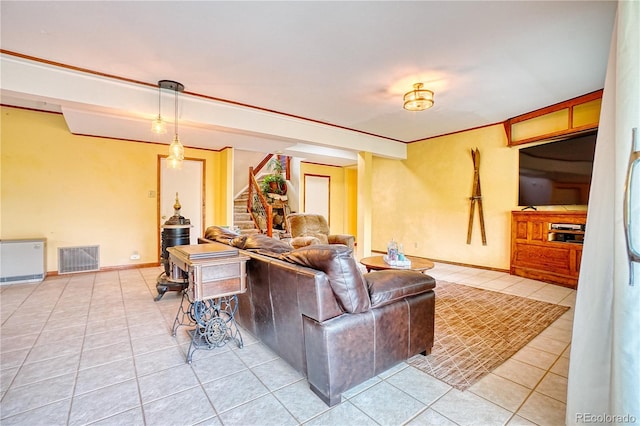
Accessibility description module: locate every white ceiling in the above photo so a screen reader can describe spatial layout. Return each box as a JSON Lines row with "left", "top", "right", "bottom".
{"left": 0, "top": 1, "right": 617, "bottom": 166}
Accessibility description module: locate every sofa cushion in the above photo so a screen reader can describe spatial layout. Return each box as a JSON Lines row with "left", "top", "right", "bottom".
{"left": 203, "top": 226, "right": 239, "bottom": 244}
{"left": 364, "top": 270, "right": 436, "bottom": 308}
{"left": 231, "top": 233, "right": 292, "bottom": 254}
{"left": 283, "top": 245, "right": 371, "bottom": 314}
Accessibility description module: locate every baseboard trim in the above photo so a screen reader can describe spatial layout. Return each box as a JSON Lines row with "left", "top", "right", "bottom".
{"left": 46, "top": 262, "right": 161, "bottom": 277}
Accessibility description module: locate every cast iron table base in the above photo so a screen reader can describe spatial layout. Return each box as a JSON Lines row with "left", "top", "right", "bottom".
{"left": 171, "top": 291, "right": 243, "bottom": 363}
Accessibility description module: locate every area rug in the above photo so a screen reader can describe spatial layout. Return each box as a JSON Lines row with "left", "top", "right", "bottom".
{"left": 408, "top": 281, "right": 570, "bottom": 391}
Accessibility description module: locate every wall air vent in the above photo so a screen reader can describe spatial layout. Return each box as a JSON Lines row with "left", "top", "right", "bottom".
{"left": 58, "top": 245, "right": 100, "bottom": 274}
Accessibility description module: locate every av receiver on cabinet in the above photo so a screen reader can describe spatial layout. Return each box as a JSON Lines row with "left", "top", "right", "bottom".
{"left": 511, "top": 211, "right": 587, "bottom": 288}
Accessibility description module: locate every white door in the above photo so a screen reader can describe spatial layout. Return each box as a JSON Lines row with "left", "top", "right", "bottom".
{"left": 304, "top": 174, "right": 330, "bottom": 223}
{"left": 159, "top": 158, "right": 204, "bottom": 246}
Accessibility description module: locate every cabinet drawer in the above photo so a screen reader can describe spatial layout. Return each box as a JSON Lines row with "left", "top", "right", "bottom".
{"left": 513, "top": 244, "right": 572, "bottom": 274}
{"left": 192, "top": 277, "right": 245, "bottom": 301}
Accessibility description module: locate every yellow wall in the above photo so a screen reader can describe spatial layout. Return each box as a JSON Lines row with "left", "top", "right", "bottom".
{"left": 1, "top": 106, "right": 227, "bottom": 272}
{"left": 371, "top": 124, "right": 518, "bottom": 270}
{"left": 299, "top": 162, "right": 353, "bottom": 235}
{"left": 344, "top": 166, "right": 358, "bottom": 237}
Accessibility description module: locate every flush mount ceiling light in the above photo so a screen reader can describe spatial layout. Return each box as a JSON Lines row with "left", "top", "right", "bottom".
{"left": 151, "top": 82, "right": 167, "bottom": 134}
{"left": 159, "top": 80, "right": 185, "bottom": 169}
{"left": 403, "top": 83, "right": 435, "bottom": 111}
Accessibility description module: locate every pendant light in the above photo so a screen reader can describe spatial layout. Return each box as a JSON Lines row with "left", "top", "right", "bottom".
{"left": 159, "top": 80, "right": 185, "bottom": 169}
{"left": 151, "top": 82, "right": 167, "bottom": 134}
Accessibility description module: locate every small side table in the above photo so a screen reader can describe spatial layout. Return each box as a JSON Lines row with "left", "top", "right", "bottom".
{"left": 168, "top": 243, "right": 249, "bottom": 363}
{"left": 359, "top": 255, "right": 435, "bottom": 273}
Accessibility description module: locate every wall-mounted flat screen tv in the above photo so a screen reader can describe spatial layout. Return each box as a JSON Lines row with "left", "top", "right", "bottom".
{"left": 519, "top": 131, "right": 597, "bottom": 207}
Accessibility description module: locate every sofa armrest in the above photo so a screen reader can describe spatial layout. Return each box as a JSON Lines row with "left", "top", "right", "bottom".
{"left": 364, "top": 270, "right": 435, "bottom": 308}
{"left": 328, "top": 234, "right": 355, "bottom": 249}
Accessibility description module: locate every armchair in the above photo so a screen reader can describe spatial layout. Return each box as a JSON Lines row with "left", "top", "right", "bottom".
{"left": 287, "top": 213, "right": 355, "bottom": 250}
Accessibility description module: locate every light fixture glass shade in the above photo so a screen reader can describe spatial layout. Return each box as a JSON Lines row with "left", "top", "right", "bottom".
{"left": 403, "top": 83, "right": 435, "bottom": 111}
{"left": 166, "top": 155, "right": 183, "bottom": 169}
{"left": 169, "top": 135, "right": 185, "bottom": 162}
{"left": 151, "top": 115, "right": 167, "bottom": 134}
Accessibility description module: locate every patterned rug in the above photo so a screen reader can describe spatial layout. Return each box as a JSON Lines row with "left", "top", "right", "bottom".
{"left": 408, "top": 281, "right": 570, "bottom": 391}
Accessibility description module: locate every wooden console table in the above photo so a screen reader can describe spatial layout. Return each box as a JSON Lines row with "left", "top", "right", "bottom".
{"left": 168, "top": 243, "right": 249, "bottom": 363}
{"left": 510, "top": 210, "right": 586, "bottom": 288}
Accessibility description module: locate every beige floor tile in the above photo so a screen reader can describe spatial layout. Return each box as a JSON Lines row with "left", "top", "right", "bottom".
{"left": 130, "top": 331, "right": 180, "bottom": 356}
{"left": 305, "top": 401, "right": 379, "bottom": 426}
{"left": 12, "top": 352, "right": 80, "bottom": 387}
{"left": 517, "top": 391, "right": 566, "bottom": 425}
{"left": 492, "top": 358, "right": 546, "bottom": 389}
{"left": 431, "top": 388, "right": 512, "bottom": 425}
{"left": 535, "top": 372, "right": 567, "bottom": 403}
{"left": 527, "top": 334, "right": 570, "bottom": 356}
{"left": 137, "top": 363, "right": 199, "bottom": 404}
{"left": 190, "top": 348, "right": 248, "bottom": 384}
{"left": 143, "top": 386, "right": 217, "bottom": 425}
{"left": 68, "top": 379, "right": 140, "bottom": 426}
{"left": 202, "top": 369, "right": 270, "bottom": 413}
{"left": 550, "top": 356, "right": 570, "bottom": 377}
{"left": 0, "top": 372, "right": 75, "bottom": 419}
{"left": 406, "top": 408, "right": 458, "bottom": 425}
{"left": 231, "top": 341, "right": 279, "bottom": 367}
{"left": 23, "top": 337, "right": 83, "bottom": 364}
{"left": 0, "top": 333, "right": 39, "bottom": 353}
{"left": 0, "top": 399, "right": 71, "bottom": 426}
{"left": 0, "top": 366, "right": 19, "bottom": 392}
{"left": 89, "top": 407, "right": 146, "bottom": 426}
{"left": 250, "top": 357, "right": 305, "bottom": 391}
{"left": 341, "top": 374, "right": 382, "bottom": 399}
{"left": 385, "top": 366, "right": 451, "bottom": 405}
{"left": 485, "top": 278, "right": 522, "bottom": 291}
{"left": 501, "top": 280, "right": 546, "bottom": 297}
{"left": 133, "top": 344, "right": 187, "bottom": 377}
{"left": 377, "top": 361, "right": 409, "bottom": 379}
{"left": 538, "top": 324, "right": 573, "bottom": 343}
{"left": 506, "top": 414, "right": 537, "bottom": 425}
{"left": 218, "top": 394, "right": 298, "bottom": 426}
{"left": 75, "top": 358, "right": 136, "bottom": 395}
{"left": 469, "top": 373, "right": 531, "bottom": 412}
{"left": 528, "top": 285, "right": 574, "bottom": 304}
{"left": 349, "top": 381, "right": 426, "bottom": 425}
{"left": 79, "top": 341, "right": 133, "bottom": 370}
{"left": 511, "top": 345, "right": 559, "bottom": 370}
{"left": 0, "top": 348, "right": 30, "bottom": 369}
{"left": 273, "top": 379, "right": 332, "bottom": 423}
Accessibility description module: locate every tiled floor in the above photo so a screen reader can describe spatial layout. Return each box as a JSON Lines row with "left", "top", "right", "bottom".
{"left": 0, "top": 262, "right": 575, "bottom": 425}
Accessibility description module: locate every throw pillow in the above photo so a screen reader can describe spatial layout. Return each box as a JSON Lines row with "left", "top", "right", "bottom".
{"left": 231, "top": 233, "right": 292, "bottom": 254}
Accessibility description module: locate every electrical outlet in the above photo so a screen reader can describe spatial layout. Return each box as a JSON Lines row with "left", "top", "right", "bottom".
{"left": 414, "top": 242, "right": 418, "bottom": 249}
{"left": 148, "top": 190, "right": 156, "bottom": 198}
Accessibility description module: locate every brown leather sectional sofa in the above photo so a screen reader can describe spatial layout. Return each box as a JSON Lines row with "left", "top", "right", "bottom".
{"left": 199, "top": 227, "right": 436, "bottom": 406}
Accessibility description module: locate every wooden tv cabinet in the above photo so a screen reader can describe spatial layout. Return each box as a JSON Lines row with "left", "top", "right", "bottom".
{"left": 510, "top": 210, "right": 587, "bottom": 288}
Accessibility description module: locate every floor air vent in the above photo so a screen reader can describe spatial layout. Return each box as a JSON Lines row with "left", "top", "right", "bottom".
{"left": 58, "top": 245, "right": 100, "bottom": 274}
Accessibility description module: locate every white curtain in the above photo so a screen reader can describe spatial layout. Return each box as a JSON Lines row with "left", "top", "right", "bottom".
{"left": 566, "top": 2, "right": 640, "bottom": 425}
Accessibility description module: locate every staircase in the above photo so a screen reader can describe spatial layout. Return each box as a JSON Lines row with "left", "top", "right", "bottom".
{"left": 234, "top": 185, "right": 291, "bottom": 239}
{"left": 234, "top": 190, "right": 260, "bottom": 235}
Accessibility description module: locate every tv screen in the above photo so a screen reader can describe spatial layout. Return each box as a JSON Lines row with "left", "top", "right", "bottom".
{"left": 518, "top": 131, "right": 597, "bottom": 207}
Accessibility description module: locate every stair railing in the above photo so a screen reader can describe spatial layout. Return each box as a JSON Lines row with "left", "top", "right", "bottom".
{"left": 248, "top": 167, "right": 273, "bottom": 237}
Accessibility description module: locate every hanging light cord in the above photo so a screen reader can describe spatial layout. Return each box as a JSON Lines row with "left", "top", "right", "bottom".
{"left": 174, "top": 85, "right": 179, "bottom": 138}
